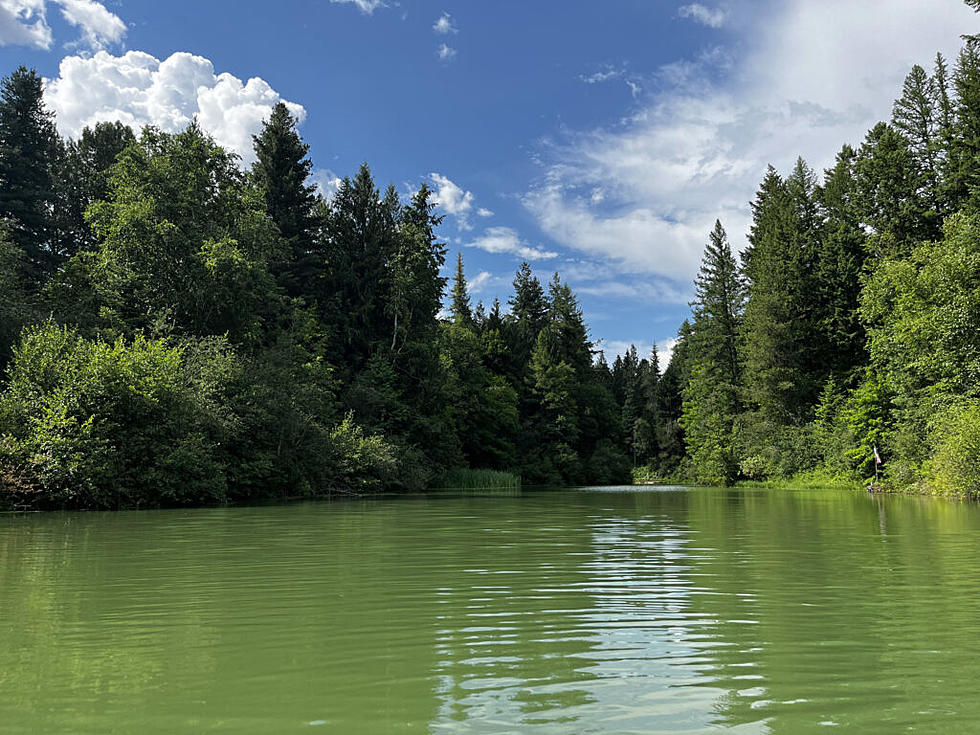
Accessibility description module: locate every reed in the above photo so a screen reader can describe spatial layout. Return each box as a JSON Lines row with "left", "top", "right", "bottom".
{"left": 430, "top": 468, "right": 521, "bottom": 493}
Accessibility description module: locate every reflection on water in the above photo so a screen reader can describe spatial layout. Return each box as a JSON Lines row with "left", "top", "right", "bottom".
{"left": 2, "top": 487, "right": 980, "bottom": 733}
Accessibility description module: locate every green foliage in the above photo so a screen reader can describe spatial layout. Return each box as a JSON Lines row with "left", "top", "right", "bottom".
{"left": 926, "top": 400, "right": 980, "bottom": 496}
{"left": 0, "top": 66, "right": 60, "bottom": 289}
{"left": 0, "top": 324, "right": 233, "bottom": 508}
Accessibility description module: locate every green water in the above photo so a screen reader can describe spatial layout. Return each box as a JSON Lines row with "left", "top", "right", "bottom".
{"left": 2, "top": 487, "right": 980, "bottom": 733}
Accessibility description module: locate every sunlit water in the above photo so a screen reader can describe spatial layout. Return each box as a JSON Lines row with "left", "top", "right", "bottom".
{"left": 3, "top": 486, "right": 980, "bottom": 733}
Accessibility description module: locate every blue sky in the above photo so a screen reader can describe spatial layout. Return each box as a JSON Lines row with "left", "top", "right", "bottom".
{"left": 0, "top": 0, "right": 976, "bottom": 364}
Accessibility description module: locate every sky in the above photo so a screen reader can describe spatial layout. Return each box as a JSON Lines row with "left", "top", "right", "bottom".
{"left": 0, "top": 0, "right": 977, "bottom": 366}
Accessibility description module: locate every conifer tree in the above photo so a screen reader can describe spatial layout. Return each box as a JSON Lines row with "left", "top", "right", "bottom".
{"left": 681, "top": 221, "right": 745, "bottom": 484}
{"left": 252, "top": 102, "right": 322, "bottom": 299}
{"left": 741, "top": 167, "right": 816, "bottom": 423}
{"left": 449, "top": 251, "right": 473, "bottom": 325}
{"left": 0, "top": 67, "right": 60, "bottom": 289}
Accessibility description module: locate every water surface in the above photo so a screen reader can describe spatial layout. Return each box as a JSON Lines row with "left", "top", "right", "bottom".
{"left": 2, "top": 486, "right": 979, "bottom": 733}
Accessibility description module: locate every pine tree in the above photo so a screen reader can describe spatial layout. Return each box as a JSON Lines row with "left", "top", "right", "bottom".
{"left": 0, "top": 67, "right": 60, "bottom": 290}
{"left": 449, "top": 251, "right": 473, "bottom": 325}
{"left": 854, "top": 122, "right": 925, "bottom": 254}
{"left": 55, "top": 121, "right": 136, "bottom": 255}
{"left": 681, "top": 221, "right": 745, "bottom": 484}
{"left": 252, "top": 102, "right": 322, "bottom": 299}
{"left": 815, "top": 145, "right": 868, "bottom": 381}
{"left": 508, "top": 261, "right": 548, "bottom": 371}
{"left": 741, "top": 166, "right": 818, "bottom": 423}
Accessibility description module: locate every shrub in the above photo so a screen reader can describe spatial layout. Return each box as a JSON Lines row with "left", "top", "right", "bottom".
{"left": 0, "top": 324, "right": 234, "bottom": 508}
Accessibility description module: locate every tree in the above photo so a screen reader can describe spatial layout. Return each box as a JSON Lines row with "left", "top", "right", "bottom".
{"left": 449, "top": 251, "right": 473, "bottom": 325}
{"left": 55, "top": 121, "right": 137, "bottom": 255}
{"left": 741, "top": 166, "right": 817, "bottom": 424}
{"left": 86, "top": 124, "right": 281, "bottom": 345}
{"left": 681, "top": 221, "right": 745, "bottom": 484}
{"left": 252, "top": 102, "right": 323, "bottom": 300}
{"left": 508, "top": 261, "right": 548, "bottom": 373}
{"left": 814, "top": 145, "right": 869, "bottom": 381}
{"left": 0, "top": 67, "right": 60, "bottom": 289}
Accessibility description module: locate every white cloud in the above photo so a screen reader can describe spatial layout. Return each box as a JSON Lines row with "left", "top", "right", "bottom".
{"left": 581, "top": 66, "right": 623, "bottom": 85}
{"left": 57, "top": 0, "right": 124, "bottom": 50}
{"left": 477, "top": 207, "right": 494, "bottom": 218}
{"left": 575, "top": 279, "right": 690, "bottom": 305}
{"left": 330, "top": 0, "right": 385, "bottom": 14}
{"left": 0, "top": 0, "right": 49, "bottom": 48}
{"left": 45, "top": 50, "right": 305, "bottom": 164}
{"left": 526, "top": 0, "right": 976, "bottom": 285}
{"left": 678, "top": 3, "right": 727, "bottom": 29}
{"left": 0, "top": 0, "right": 123, "bottom": 50}
{"left": 429, "top": 172, "right": 476, "bottom": 227}
{"left": 433, "top": 12, "right": 457, "bottom": 35}
{"left": 313, "top": 168, "right": 342, "bottom": 200}
{"left": 465, "top": 226, "right": 558, "bottom": 261}
{"left": 468, "top": 270, "right": 510, "bottom": 295}
{"left": 437, "top": 43, "right": 456, "bottom": 61}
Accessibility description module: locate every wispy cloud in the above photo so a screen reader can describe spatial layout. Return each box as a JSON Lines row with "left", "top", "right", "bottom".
{"left": 433, "top": 12, "right": 457, "bottom": 35}
{"left": 0, "top": 0, "right": 125, "bottom": 50}
{"left": 329, "top": 0, "right": 386, "bottom": 15}
{"left": 466, "top": 226, "right": 558, "bottom": 261}
{"left": 525, "top": 0, "right": 976, "bottom": 287}
{"left": 469, "top": 270, "right": 511, "bottom": 295}
{"left": 677, "top": 3, "right": 727, "bottom": 29}
{"left": 437, "top": 43, "right": 456, "bottom": 61}
{"left": 580, "top": 65, "right": 623, "bottom": 85}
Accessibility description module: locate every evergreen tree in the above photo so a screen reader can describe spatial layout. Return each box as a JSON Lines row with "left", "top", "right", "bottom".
{"left": 55, "top": 121, "right": 137, "bottom": 255}
{"left": 252, "top": 102, "right": 322, "bottom": 300}
{"left": 449, "top": 251, "right": 473, "bottom": 325}
{"left": 814, "top": 145, "right": 868, "bottom": 381}
{"left": 0, "top": 67, "right": 60, "bottom": 289}
{"left": 681, "top": 221, "right": 745, "bottom": 484}
{"left": 508, "top": 261, "right": 549, "bottom": 372}
{"left": 741, "top": 166, "right": 816, "bottom": 423}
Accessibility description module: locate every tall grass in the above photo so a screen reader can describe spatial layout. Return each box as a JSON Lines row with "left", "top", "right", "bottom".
{"left": 430, "top": 468, "right": 521, "bottom": 494}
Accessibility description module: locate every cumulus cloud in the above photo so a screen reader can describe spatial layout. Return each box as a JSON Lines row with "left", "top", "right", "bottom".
{"left": 477, "top": 207, "right": 494, "bottom": 218}
{"left": 465, "top": 226, "right": 558, "bottom": 261}
{"left": 526, "top": 0, "right": 976, "bottom": 284}
{"left": 433, "top": 12, "right": 457, "bottom": 35}
{"left": 677, "top": 3, "right": 727, "bottom": 28}
{"left": 0, "top": 0, "right": 123, "bottom": 50}
{"left": 45, "top": 50, "right": 304, "bottom": 164}
{"left": 329, "top": 0, "right": 386, "bottom": 14}
{"left": 437, "top": 43, "right": 456, "bottom": 61}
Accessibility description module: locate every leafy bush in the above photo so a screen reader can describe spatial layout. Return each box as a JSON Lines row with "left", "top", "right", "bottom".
{"left": 925, "top": 400, "right": 980, "bottom": 496}
{"left": 0, "top": 324, "right": 234, "bottom": 508}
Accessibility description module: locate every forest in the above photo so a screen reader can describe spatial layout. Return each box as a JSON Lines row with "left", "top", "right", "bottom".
{"left": 4, "top": 5, "right": 980, "bottom": 508}
{"left": 0, "top": 65, "right": 647, "bottom": 509}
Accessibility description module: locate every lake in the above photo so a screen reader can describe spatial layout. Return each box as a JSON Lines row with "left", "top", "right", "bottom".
{"left": 2, "top": 486, "right": 980, "bottom": 733}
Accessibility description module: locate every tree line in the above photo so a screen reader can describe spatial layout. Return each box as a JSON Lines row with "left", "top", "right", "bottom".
{"left": 652, "top": 13, "right": 980, "bottom": 495}
{"left": 0, "top": 66, "right": 658, "bottom": 509}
